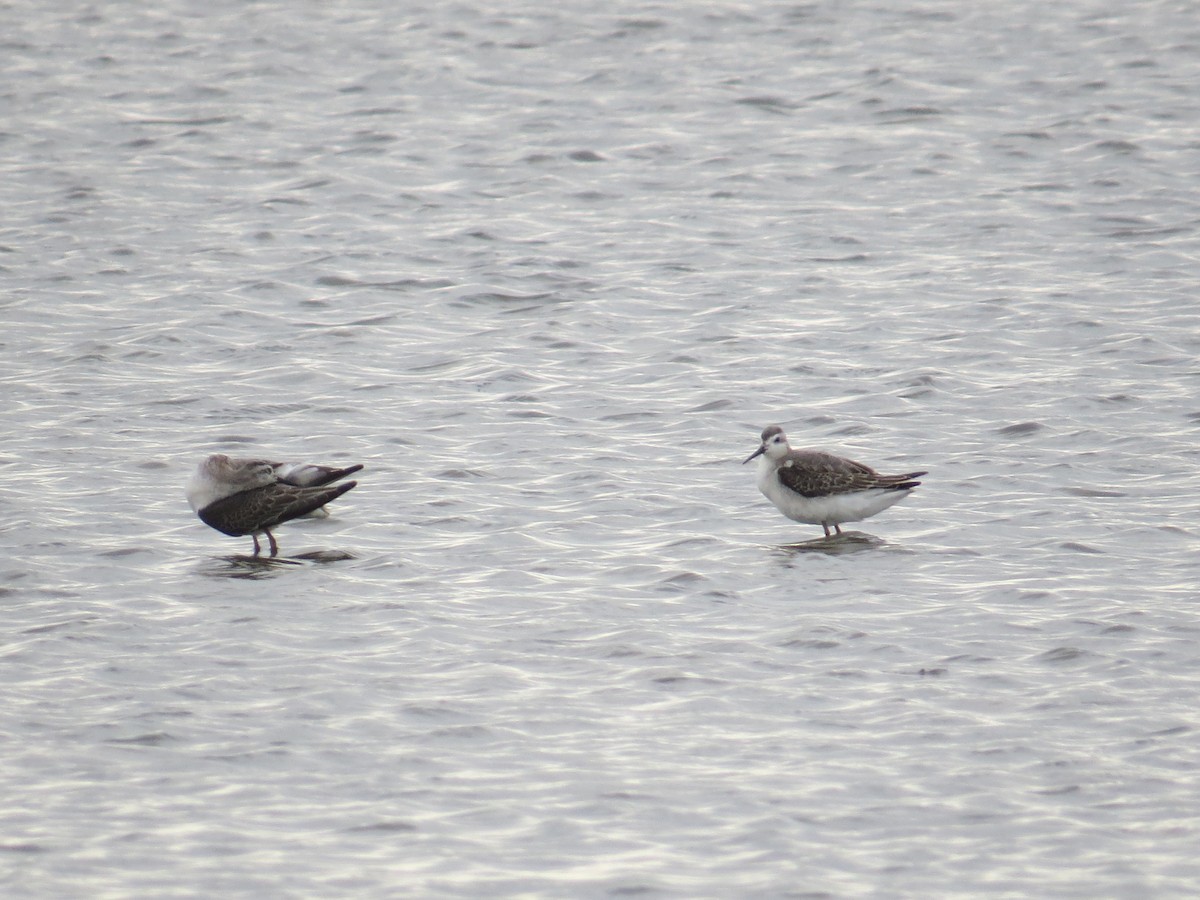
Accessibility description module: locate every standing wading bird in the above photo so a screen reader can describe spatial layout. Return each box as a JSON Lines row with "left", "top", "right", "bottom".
{"left": 186, "top": 454, "right": 362, "bottom": 557}
{"left": 743, "top": 425, "right": 925, "bottom": 538}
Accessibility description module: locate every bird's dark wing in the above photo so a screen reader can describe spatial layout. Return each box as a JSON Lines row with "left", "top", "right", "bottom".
{"left": 777, "top": 451, "right": 924, "bottom": 498}
{"left": 198, "top": 481, "right": 358, "bottom": 536}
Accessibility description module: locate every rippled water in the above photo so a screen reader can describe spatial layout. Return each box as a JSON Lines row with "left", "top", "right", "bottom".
{"left": 3, "top": 1, "right": 1200, "bottom": 896}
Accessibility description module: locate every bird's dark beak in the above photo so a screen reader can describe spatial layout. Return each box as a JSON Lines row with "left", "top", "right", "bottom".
{"left": 743, "top": 445, "right": 765, "bottom": 465}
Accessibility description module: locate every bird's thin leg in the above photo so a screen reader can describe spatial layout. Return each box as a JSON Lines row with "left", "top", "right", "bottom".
{"left": 833, "top": 523, "right": 842, "bottom": 535}
{"left": 266, "top": 529, "right": 279, "bottom": 558}
{"left": 252, "top": 534, "right": 262, "bottom": 556}
{"left": 821, "top": 522, "right": 832, "bottom": 538}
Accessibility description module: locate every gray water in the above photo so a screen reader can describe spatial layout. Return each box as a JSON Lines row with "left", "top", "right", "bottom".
{"left": 3, "top": 1, "right": 1199, "bottom": 897}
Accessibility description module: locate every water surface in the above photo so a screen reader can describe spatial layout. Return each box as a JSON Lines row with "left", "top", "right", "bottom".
{"left": 2, "top": 1, "right": 1199, "bottom": 896}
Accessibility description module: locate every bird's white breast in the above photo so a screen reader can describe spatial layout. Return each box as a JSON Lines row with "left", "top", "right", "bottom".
{"left": 756, "top": 457, "right": 910, "bottom": 525}
{"left": 185, "top": 466, "right": 230, "bottom": 513}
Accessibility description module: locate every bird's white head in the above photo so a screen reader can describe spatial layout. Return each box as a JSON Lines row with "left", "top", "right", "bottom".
{"left": 185, "top": 454, "right": 276, "bottom": 512}
{"left": 743, "top": 425, "right": 791, "bottom": 464}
